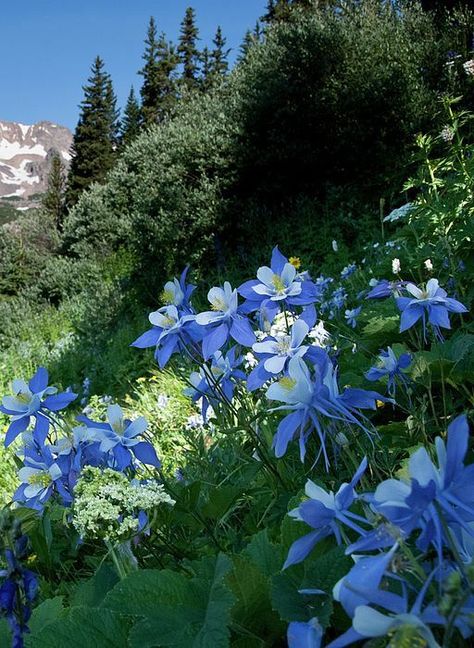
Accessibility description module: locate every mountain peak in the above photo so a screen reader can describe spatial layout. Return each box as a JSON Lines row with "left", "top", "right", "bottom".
{"left": 0, "top": 119, "right": 73, "bottom": 201}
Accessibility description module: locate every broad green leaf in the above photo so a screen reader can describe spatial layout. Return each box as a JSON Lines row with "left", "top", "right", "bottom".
{"left": 71, "top": 564, "right": 119, "bottom": 608}
{"left": 227, "top": 555, "right": 284, "bottom": 641}
{"left": 26, "top": 596, "right": 65, "bottom": 639}
{"left": 105, "top": 554, "right": 235, "bottom": 648}
{"left": 32, "top": 606, "right": 131, "bottom": 647}
{"left": 242, "top": 529, "right": 285, "bottom": 577}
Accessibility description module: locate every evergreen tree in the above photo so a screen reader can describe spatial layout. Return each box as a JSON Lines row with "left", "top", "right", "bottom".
{"left": 42, "top": 153, "right": 66, "bottom": 229}
{"left": 155, "top": 33, "right": 179, "bottom": 120}
{"left": 139, "top": 17, "right": 178, "bottom": 125}
{"left": 105, "top": 77, "right": 121, "bottom": 147}
{"left": 121, "top": 86, "right": 141, "bottom": 145}
{"left": 421, "top": 0, "right": 474, "bottom": 11}
{"left": 210, "top": 26, "right": 230, "bottom": 78}
{"left": 66, "top": 56, "right": 119, "bottom": 207}
{"left": 238, "top": 30, "right": 255, "bottom": 63}
{"left": 139, "top": 17, "right": 161, "bottom": 125}
{"left": 200, "top": 46, "right": 213, "bottom": 92}
{"left": 178, "top": 6, "right": 200, "bottom": 89}
{"left": 254, "top": 20, "right": 262, "bottom": 41}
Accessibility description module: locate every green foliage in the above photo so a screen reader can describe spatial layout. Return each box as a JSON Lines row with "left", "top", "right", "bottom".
{"left": 104, "top": 554, "right": 235, "bottom": 647}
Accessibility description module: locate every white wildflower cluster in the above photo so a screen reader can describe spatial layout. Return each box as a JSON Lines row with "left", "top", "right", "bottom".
{"left": 392, "top": 258, "right": 401, "bottom": 274}
{"left": 270, "top": 311, "right": 296, "bottom": 337}
{"left": 72, "top": 467, "right": 174, "bottom": 542}
{"left": 440, "top": 125, "right": 455, "bottom": 143}
{"left": 244, "top": 351, "right": 258, "bottom": 370}
{"left": 463, "top": 59, "right": 474, "bottom": 76}
{"left": 308, "top": 321, "right": 330, "bottom": 347}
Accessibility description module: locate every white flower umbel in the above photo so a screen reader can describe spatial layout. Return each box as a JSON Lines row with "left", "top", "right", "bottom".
{"left": 72, "top": 467, "right": 174, "bottom": 542}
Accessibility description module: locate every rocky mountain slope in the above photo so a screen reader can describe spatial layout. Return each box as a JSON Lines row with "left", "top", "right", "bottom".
{"left": 0, "top": 120, "right": 72, "bottom": 202}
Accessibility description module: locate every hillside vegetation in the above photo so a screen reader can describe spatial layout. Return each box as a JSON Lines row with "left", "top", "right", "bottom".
{"left": 0, "top": 2, "right": 474, "bottom": 647}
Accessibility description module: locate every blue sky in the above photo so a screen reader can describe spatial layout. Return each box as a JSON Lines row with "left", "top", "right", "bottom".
{"left": 1, "top": 1, "right": 266, "bottom": 129}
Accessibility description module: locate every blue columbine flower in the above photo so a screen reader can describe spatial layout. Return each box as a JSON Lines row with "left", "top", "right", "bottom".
{"left": 239, "top": 247, "right": 320, "bottom": 315}
{"left": 194, "top": 282, "right": 256, "bottom": 359}
{"left": 0, "top": 367, "right": 77, "bottom": 447}
{"left": 266, "top": 355, "right": 390, "bottom": 465}
{"left": 396, "top": 278, "right": 467, "bottom": 340}
{"left": 372, "top": 415, "right": 474, "bottom": 563}
{"left": 13, "top": 445, "right": 68, "bottom": 509}
{"left": 77, "top": 404, "right": 161, "bottom": 471}
{"left": 132, "top": 304, "right": 199, "bottom": 368}
{"left": 365, "top": 347, "right": 411, "bottom": 397}
{"left": 345, "top": 306, "right": 361, "bottom": 328}
{"left": 160, "top": 266, "right": 196, "bottom": 313}
{"left": 247, "top": 316, "right": 322, "bottom": 390}
{"left": 284, "top": 457, "right": 368, "bottom": 568}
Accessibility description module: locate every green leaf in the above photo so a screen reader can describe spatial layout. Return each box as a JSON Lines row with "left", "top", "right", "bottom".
{"left": 32, "top": 607, "right": 131, "bottom": 647}
{"left": 227, "top": 555, "right": 284, "bottom": 641}
{"left": 104, "top": 554, "right": 235, "bottom": 648}
{"left": 242, "top": 529, "right": 285, "bottom": 577}
{"left": 26, "top": 596, "right": 65, "bottom": 639}
{"left": 201, "top": 485, "right": 241, "bottom": 520}
{"left": 71, "top": 564, "right": 119, "bottom": 608}
{"left": 272, "top": 547, "right": 351, "bottom": 629}
{"left": 362, "top": 315, "right": 399, "bottom": 338}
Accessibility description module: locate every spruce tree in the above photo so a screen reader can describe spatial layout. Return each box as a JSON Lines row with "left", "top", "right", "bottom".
{"left": 200, "top": 46, "right": 213, "bottom": 92}
{"left": 42, "top": 153, "right": 66, "bottom": 229}
{"left": 210, "top": 26, "right": 229, "bottom": 79}
{"left": 238, "top": 30, "right": 255, "bottom": 63}
{"left": 178, "top": 7, "right": 200, "bottom": 89}
{"left": 139, "top": 17, "right": 178, "bottom": 125}
{"left": 155, "top": 33, "right": 179, "bottom": 120}
{"left": 121, "top": 86, "right": 141, "bottom": 145}
{"left": 66, "top": 56, "right": 119, "bottom": 208}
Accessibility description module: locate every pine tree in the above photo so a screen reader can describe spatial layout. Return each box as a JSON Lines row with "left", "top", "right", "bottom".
{"left": 66, "top": 56, "right": 119, "bottom": 207}
{"left": 121, "top": 86, "right": 141, "bottom": 145}
{"left": 210, "top": 26, "right": 229, "bottom": 79}
{"left": 42, "top": 153, "right": 66, "bottom": 229}
{"left": 178, "top": 6, "right": 200, "bottom": 89}
{"left": 139, "top": 17, "right": 178, "bottom": 125}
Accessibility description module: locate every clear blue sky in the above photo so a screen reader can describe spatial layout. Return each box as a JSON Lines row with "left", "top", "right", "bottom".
{"left": 1, "top": 1, "right": 266, "bottom": 130}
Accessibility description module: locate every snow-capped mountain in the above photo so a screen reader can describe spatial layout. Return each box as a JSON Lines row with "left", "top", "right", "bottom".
{"left": 0, "top": 120, "right": 72, "bottom": 201}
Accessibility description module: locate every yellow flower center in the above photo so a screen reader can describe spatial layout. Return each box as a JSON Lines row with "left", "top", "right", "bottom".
{"left": 279, "top": 377, "right": 296, "bottom": 391}
{"left": 376, "top": 400, "right": 385, "bottom": 409}
{"left": 162, "top": 315, "right": 176, "bottom": 328}
{"left": 16, "top": 391, "right": 31, "bottom": 404}
{"left": 161, "top": 289, "right": 174, "bottom": 305}
{"left": 272, "top": 274, "right": 286, "bottom": 292}
{"left": 210, "top": 298, "right": 227, "bottom": 312}
{"left": 289, "top": 257, "right": 301, "bottom": 270}
{"left": 28, "top": 472, "right": 52, "bottom": 487}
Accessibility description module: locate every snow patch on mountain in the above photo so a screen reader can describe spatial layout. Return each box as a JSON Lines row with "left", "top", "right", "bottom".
{"left": 0, "top": 119, "right": 73, "bottom": 202}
